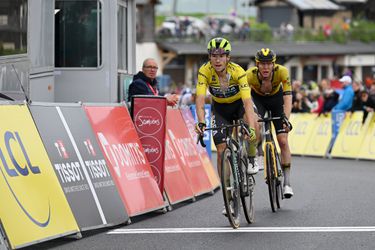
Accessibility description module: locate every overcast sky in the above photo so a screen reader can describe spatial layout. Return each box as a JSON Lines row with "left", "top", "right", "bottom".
{"left": 156, "top": 0, "right": 256, "bottom": 17}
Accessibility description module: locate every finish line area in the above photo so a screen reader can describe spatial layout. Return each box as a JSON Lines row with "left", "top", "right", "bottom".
{"left": 108, "top": 226, "right": 375, "bottom": 234}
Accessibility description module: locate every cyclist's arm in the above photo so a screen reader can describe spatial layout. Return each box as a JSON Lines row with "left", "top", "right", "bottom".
{"left": 243, "top": 97, "right": 256, "bottom": 129}
{"left": 280, "top": 66, "right": 292, "bottom": 118}
{"left": 196, "top": 71, "right": 208, "bottom": 123}
{"left": 238, "top": 70, "right": 256, "bottom": 128}
{"left": 283, "top": 94, "right": 292, "bottom": 119}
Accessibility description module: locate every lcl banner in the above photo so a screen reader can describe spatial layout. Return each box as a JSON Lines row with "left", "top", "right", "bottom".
{"left": 166, "top": 109, "right": 213, "bottom": 196}
{"left": 180, "top": 108, "right": 220, "bottom": 190}
{"left": 30, "top": 104, "right": 128, "bottom": 230}
{"left": 84, "top": 104, "right": 165, "bottom": 216}
{"left": 131, "top": 96, "right": 167, "bottom": 193}
{"left": 0, "top": 104, "right": 79, "bottom": 249}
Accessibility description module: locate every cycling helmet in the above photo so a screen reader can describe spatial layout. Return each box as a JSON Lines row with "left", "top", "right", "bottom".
{"left": 207, "top": 37, "right": 231, "bottom": 55}
{"left": 255, "top": 48, "right": 276, "bottom": 63}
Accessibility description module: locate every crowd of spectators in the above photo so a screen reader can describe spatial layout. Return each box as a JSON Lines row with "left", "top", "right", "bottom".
{"left": 291, "top": 74, "right": 375, "bottom": 123}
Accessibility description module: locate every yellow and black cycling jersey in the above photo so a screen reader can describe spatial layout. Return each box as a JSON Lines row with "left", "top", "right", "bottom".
{"left": 196, "top": 61, "right": 251, "bottom": 104}
{"left": 246, "top": 64, "right": 292, "bottom": 96}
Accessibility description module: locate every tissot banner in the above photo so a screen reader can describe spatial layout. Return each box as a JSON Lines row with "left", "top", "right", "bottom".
{"left": 131, "top": 96, "right": 167, "bottom": 193}
{"left": 180, "top": 108, "right": 220, "bottom": 189}
{"left": 166, "top": 109, "right": 212, "bottom": 196}
{"left": 358, "top": 113, "right": 375, "bottom": 160}
{"left": 84, "top": 105, "right": 165, "bottom": 216}
{"left": 0, "top": 104, "right": 79, "bottom": 249}
{"left": 30, "top": 104, "right": 128, "bottom": 230}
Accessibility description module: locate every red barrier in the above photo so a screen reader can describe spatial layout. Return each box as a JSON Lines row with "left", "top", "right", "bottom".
{"left": 166, "top": 109, "right": 213, "bottom": 196}
{"left": 164, "top": 132, "right": 195, "bottom": 204}
{"left": 131, "top": 96, "right": 166, "bottom": 193}
{"left": 84, "top": 105, "right": 165, "bottom": 216}
{"left": 180, "top": 109, "right": 220, "bottom": 189}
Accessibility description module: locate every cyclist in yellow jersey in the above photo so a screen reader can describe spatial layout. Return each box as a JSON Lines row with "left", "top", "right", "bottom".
{"left": 246, "top": 48, "right": 294, "bottom": 198}
{"left": 195, "top": 38, "right": 259, "bottom": 213}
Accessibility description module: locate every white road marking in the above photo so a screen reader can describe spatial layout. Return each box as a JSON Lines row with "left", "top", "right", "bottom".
{"left": 108, "top": 226, "right": 375, "bottom": 234}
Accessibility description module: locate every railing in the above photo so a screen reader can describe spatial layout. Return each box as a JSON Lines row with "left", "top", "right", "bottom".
{"left": 155, "top": 27, "right": 375, "bottom": 44}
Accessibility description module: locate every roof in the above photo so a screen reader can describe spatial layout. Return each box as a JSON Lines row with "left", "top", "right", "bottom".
{"left": 157, "top": 41, "right": 375, "bottom": 58}
{"left": 285, "top": 0, "right": 343, "bottom": 10}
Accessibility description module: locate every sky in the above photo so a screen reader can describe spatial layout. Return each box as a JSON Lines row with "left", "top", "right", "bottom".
{"left": 156, "top": 0, "right": 256, "bottom": 17}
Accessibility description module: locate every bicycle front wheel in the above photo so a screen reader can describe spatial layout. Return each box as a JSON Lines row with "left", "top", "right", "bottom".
{"left": 221, "top": 147, "right": 240, "bottom": 229}
{"left": 265, "top": 143, "right": 277, "bottom": 212}
{"left": 240, "top": 152, "right": 255, "bottom": 224}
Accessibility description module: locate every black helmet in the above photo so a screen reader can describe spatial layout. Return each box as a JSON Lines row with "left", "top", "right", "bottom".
{"left": 207, "top": 37, "right": 231, "bottom": 55}
{"left": 255, "top": 48, "right": 276, "bottom": 63}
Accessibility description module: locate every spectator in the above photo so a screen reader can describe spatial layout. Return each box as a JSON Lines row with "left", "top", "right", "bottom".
{"left": 321, "top": 78, "right": 339, "bottom": 114}
{"left": 178, "top": 87, "right": 195, "bottom": 108}
{"left": 239, "top": 21, "right": 250, "bottom": 41}
{"left": 127, "top": 58, "right": 179, "bottom": 106}
{"left": 350, "top": 81, "right": 364, "bottom": 112}
{"left": 332, "top": 75, "right": 355, "bottom": 112}
{"left": 360, "top": 90, "right": 375, "bottom": 123}
{"left": 292, "top": 88, "right": 310, "bottom": 113}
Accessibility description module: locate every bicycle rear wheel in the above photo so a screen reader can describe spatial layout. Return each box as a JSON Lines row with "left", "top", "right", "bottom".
{"left": 240, "top": 153, "right": 255, "bottom": 224}
{"left": 265, "top": 143, "right": 277, "bottom": 212}
{"left": 221, "top": 147, "right": 240, "bottom": 229}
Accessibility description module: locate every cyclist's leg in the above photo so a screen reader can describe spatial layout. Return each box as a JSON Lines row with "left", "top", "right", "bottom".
{"left": 249, "top": 93, "right": 267, "bottom": 173}
{"left": 268, "top": 90, "right": 293, "bottom": 198}
{"left": 211, "top": 101, "right": 233, "bottom": 178}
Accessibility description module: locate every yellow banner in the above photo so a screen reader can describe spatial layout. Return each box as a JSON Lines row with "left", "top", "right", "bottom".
{"left": 304, "top": 114, "right": 332, "bottom": 156}
{"left": 0, "top": 105, "right": 79, "bottom": 249}
{"left": 357, "top": 113, "right": 375, "bottom": 160}
{"left": 331, "top": 111, "right": 368, "bottom": 158}
{"left": 288, "top": 113, "right": 318, "bottom": 155}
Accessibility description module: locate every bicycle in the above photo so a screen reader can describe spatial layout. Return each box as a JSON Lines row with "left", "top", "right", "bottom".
{"left": 258, "top": 111, "right": 292, "bottom": 212}
{"left": 197, "top": 120, "right": 255, "bottom": 228}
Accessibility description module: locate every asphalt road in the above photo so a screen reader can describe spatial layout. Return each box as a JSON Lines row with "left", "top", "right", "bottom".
{"left": 24, "top": 155, "right": 375, "bottom": 250}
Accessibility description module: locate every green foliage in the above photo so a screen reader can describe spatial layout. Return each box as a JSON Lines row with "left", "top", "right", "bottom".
{"left": 350, "top": 19, "right": 375, "bottom": 43}
{"left": 250, "top": 22, "right": 272, "bottom": 42}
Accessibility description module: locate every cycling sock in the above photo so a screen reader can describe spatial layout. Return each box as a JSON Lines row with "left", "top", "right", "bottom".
{"left": 282, "top": 164, "right": 291, "bottom": 186}
{"left": 248, "top": 142, "right": 257, "bottom": 158}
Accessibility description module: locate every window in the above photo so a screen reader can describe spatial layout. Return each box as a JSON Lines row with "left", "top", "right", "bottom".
{"left": 118, "top": 2, "right": 128, "bottom": 71}
{"left": 321, "top": 65, "right": 328, "bottom": 79}
{"left": 0, "top": 0, "right": 27, "bottom": 56}
{"left": 55, "top": 0, "right": 102, "bottom": 67}
{"left": 290, "top": 66, "right": 298, "bottom": 81}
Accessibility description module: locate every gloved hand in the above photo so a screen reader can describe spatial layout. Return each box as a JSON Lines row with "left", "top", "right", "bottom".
{"left": 195, "top": 122, "right": 206, "bottom": 134}
{"left": 243, "top": 124, "right": 257, "bottom": 143}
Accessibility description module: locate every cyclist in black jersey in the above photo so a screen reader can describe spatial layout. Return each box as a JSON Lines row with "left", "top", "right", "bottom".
{"left": 246, "top": 48, "right": 294, "bottom": 198}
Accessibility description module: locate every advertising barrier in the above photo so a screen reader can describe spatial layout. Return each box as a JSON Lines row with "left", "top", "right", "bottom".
{"left": 331, "top": 111, "right": 367, "bottom": 158}
{"left": 180, "top": 108, "right": 220, "bottom": 189}
{"left": 0, "top": 104, "right": 79, "bottom": 249}
{"left": 84, "top": 104, "right": 165, "bottom": 216}
{"left": 288, "top": 113, "right": 317, "bottom": 155}
{"left": 131, "top": 96, "right": 167, "bottom": 193}
{"left": 357, "top": 113, "right": 375, "bottom": 160}
{"left": 189, "top": 104, "right": 212, "bottom": 157}
{"left": 302, "top": 114, "right": 331, "bottom": 157}
{"left": 166, "top": 109, "right": 213, "bottom": 196}
{"left": 30, "top": 104, "right": 128, "bottom": 230}
{"left": 164, "top": 132, "right": 195, "bottom": 204}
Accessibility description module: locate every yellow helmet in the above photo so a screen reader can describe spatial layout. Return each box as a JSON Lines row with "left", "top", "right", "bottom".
{"left": 207, "top": 37, "right": 231, "bottom": 55}
{"left": 255, "top": 48, "right": 276, "bottom": 63}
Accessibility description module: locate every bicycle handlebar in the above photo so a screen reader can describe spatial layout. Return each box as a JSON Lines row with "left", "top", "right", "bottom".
{"left": 196, "top": 122, "right": 248, "bottom": 148}
{"left": 257, "top": 116, "right": 293, "bottom": 131}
